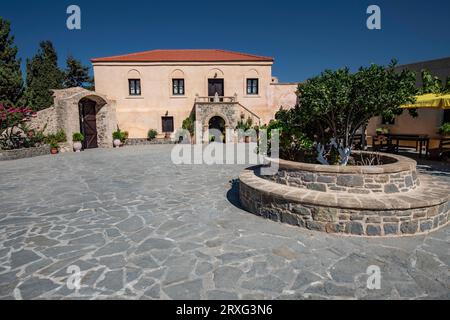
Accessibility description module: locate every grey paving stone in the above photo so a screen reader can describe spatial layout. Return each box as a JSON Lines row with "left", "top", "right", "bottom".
{"left": 116, "top": 216, "right": 144, "bottom": 233}
{"left": 136, "top": 238, "right": 175, "bottom": 253}
{"left": 17, "top": 277, "right": 59, "bottom": 299}
{"left": 213, "top": 266, "right": 243, "bottom": 289}
{"left": 163, "top": 279, "right": 203, "bottom": 300}
{"left": 10, "top": 249, "right": 41, "bottom": 269}
{"left": 241, "top": 275, "right": 286, "bottom": 293}
{"left": 0, "top": 146, "right": 448, "bottom": 300}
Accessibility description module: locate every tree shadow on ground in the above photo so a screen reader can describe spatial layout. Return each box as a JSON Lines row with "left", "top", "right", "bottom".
{"left": 226, "top": 178, "right": 244, "bottom": 210}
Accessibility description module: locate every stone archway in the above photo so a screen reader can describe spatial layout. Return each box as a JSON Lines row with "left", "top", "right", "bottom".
{"left": 52, "top": 87, "right": 117, "bottom": 148}
{"left": 79, "top": 96, "right": 108, "bottom": 149}
{"left": 208, "top": 116, "right": 226, "bottom": 143}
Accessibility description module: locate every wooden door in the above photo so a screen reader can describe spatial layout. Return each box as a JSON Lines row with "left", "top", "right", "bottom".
{"left": 208, "top": 79, "right": 224, "bottom": 97}
{"left": 80, "top": 100, "right": 98, "bottom": 149}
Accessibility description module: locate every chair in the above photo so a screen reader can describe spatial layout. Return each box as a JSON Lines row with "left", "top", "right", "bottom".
{"left": 429, "top": 138, "right": 450, "bottom": 160}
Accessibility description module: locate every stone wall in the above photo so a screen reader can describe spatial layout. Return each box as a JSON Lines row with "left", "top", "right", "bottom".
{"left": 264, "top": 168, "right": 419, "bottom": 194}
{"left": 27, "top": 106, "right": 59, "bottom": 134}
{"left": 263, "top": 154, "right": 418, "bottom": 194}
{"left": 27, "top": 87, "right": 117, "bottom": 149}
{"left": 0, "top": 145, "right": 50, "bottom": 161}
{"left": 239, "top": 155, "right": 450, "bottom": 237}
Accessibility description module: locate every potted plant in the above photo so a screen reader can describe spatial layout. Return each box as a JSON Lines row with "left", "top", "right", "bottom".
{"left": 72, "top": 132, "right": 84, "bottom": 152}
{"left": 49, "top": 140, "right": 59, "bottom": 154}
{"left": 439, "top": 122, "right": 450, "bottom": 138}
{"left": 112, "top": 130, "right": 124, "bottom": 148}
{"left": 147, "top": 129, "right": 157, "bottom": 141}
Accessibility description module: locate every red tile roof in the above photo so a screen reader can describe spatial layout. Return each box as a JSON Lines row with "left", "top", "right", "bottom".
{"left": 91, "top": 49, "right": 274, "bottom": 63}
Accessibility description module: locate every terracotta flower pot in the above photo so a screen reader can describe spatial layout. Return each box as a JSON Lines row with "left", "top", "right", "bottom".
{"left": 244, "top": 136, "right": 250, "bottom": 143}
{"left": 50, "top": 148, "right": 58, "bottom": 155}
{"left": 73, "top": 141, "right": 82, "bottom": 152}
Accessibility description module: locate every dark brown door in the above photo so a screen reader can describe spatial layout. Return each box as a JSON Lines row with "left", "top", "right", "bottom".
{"left": 208, "top": 79, "right": 224, "bottom": 97}
{"left": 162, "top": 116, "right": 174, "bottom": 133}
{"left": 79, "top": 100, "right": 98, "bottom": 149}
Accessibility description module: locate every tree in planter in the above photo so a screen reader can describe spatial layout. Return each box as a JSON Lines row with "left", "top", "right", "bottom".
{"left": 297, "top": 61, "right": 417, "bottom": 165}
{"left": 0, "top": 18, "right": 24, "bottom": 106}
{"left": 23, "top": 41, "right": 64, "bottom": 111}
{"left": 63, "top": 55, "right": 93, "bottom": 89}
{"left": 262, "top": 108, "right": 314, "bottom": 162}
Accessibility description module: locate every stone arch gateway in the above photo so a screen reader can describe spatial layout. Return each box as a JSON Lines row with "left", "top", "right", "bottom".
{"left": 29, "top": 87, "right": 117, "bottom": 149}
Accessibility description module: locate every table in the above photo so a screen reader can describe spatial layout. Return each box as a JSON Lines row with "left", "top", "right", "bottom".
{"left": 373, "top": 134, "right": 430, "bottom": 158}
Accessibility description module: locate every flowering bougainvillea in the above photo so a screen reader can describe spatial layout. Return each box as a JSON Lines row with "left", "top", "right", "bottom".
{"left": 0, "top": 104, "right": 41, "bottom": 150}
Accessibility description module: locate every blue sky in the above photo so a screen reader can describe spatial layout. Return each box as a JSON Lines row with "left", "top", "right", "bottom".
{"left": 2, "top": 0, "right": 450, "bottom": 82}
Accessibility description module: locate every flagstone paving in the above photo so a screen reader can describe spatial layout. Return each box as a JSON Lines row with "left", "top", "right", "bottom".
{"left": 0, "top": 145, "right": 448, "bottom": 300}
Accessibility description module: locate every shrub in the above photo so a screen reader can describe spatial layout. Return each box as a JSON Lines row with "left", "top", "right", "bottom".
{"left": 72, "top": 132, "right": 84, "bottom": 142}
{"left": 182, "top": 115, "right": 195, "bottom": 137}
{"left": 0, "top": 104, "right": 37, "bottom": 150}
{"left": 235, "top": 117, "right": 253, "bottom": 132}
{"left": 54, "top": 129, "right": 67, "bottom": 143}
{"left": 439, "top": 123, "right": 450, "bottom": 135}
{"left": 147, "top": 129, "right": 157, "bottom": 140}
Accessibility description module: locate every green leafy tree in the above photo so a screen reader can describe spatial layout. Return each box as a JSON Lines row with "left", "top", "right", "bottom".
{"left": 63, "top": 55, "right": 92, "bottom": 88}
{"left": 182, "top": 114, "right": 195, "bottom": 137}
{"left": 297, "top": 60, "right": 417, "bottom": 150}
{"left": 420, "top": 70, "right": 443, "bottom": 94}
{"left": 0, "top": 18, "right": 23, "bottom": 106}
{"left": 24, "top": 41, "right": 63, "bottom": 111}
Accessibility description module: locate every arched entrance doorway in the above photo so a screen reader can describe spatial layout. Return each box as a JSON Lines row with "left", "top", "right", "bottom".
{"left": 208, "top": 116, "right": 226, "bottom": 143}
{"left": 79, "top": 97, "right": 104, "bottom": 149}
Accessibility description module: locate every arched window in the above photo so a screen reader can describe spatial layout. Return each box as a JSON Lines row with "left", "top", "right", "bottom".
{"left": 171, "top": 69, "right": 185, "bottom": 96}
{"left": 128, "top": 70, "right": 141, "bottom": 96}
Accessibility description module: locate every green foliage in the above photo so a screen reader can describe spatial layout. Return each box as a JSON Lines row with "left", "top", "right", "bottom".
{"left": 48, "top": 137, "right": 59, "bottom": 149}
{"left": 297, "top": 60, "right": 417, "bottom": 149}
{"left": 420, "top": 70, "right": 443, "bottom": 94}
{"left": 0, "top": 104, "right": 45, "bottom": 149}
{"left": 23, "top": 41, "right": 64, "bottom": 111}
{"left": 445, "top": 77, "right": 450, "bottom": 93}
{"left": 44, "top": 129, "right": 66, "bottom": 145}
{"left": 182, "top": 115, "right": 195, "bottom": 136}
{"left": 112, "top": 129, "right": 128, "bottom": 143}
{"left": 0, "top": 18, "right": 24, "bottom": 106}
{"left": 235, "top": 117, "right": 253, "bottom": 132}
{"left": 263, "top": 108, "right": 314, "bottom": 161}
{"left": 72, "top": 132, "right": 84, "bottom": 142}
{"left": 64, "top": 56, "right": 92, "bottom": 88}
{"left": 147, "top": 129, "right": 158, "bottom": 140}
{"left": 439, "top": 123, "right": 450, "bottom": 136}
{"left": 54, "top": 129, "right": 66, "bottom": 143}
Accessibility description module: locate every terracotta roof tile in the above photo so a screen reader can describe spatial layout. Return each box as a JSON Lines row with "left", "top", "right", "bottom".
{"left": 91, "top": 49, "right": 274, "bottom": 63}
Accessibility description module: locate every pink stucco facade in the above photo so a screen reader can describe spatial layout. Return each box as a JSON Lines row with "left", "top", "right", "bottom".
{"left": 92, "top": 50, "right": 298, "bottom": 138}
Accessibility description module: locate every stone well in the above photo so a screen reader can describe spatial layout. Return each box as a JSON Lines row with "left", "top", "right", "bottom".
{"left": 239, "top": 152, "right": 450, "bottom": 237}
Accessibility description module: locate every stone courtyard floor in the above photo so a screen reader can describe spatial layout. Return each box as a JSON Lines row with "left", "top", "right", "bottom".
{"left": 0, "top": 145, "right": 448, "bottom": 300}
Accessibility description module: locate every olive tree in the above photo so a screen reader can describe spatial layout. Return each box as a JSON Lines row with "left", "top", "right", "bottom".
{"left": 296, "top": 61, "right": 417, "bottom": 164}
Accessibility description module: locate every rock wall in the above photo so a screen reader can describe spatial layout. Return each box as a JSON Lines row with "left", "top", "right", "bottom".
{"left": 28, "top": 106, "right": 59, "bottom": 134}
{"left": 0, "top": 145, "right": 50, "bottom": 161}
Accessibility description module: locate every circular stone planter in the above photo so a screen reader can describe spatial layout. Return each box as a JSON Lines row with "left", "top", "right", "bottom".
{"left": 239, "top": 152, "right": 450, "bottom": 237}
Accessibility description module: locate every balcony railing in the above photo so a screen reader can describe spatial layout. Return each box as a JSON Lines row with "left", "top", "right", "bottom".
{"left": 195, "top": 96, "right": 237, "bottom": 103}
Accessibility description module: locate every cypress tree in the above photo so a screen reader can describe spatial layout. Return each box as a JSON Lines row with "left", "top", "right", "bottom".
{"left": 64, "top": 55, "right": 92, "bottom": 88}
{"left": 0, "top": 18, "right": 24, "bottom": 106}
{"left": 24, "top": 41, "right": 63, "bottom": 111}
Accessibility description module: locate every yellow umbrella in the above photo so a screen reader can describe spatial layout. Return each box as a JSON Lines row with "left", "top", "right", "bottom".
{"left": 401, "top": 93, "right": 450, "bottom": 109}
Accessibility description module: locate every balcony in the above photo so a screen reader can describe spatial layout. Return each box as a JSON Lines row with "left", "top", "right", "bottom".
{"left": 194, "top": 95, "right": 237, "bottom": 103}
